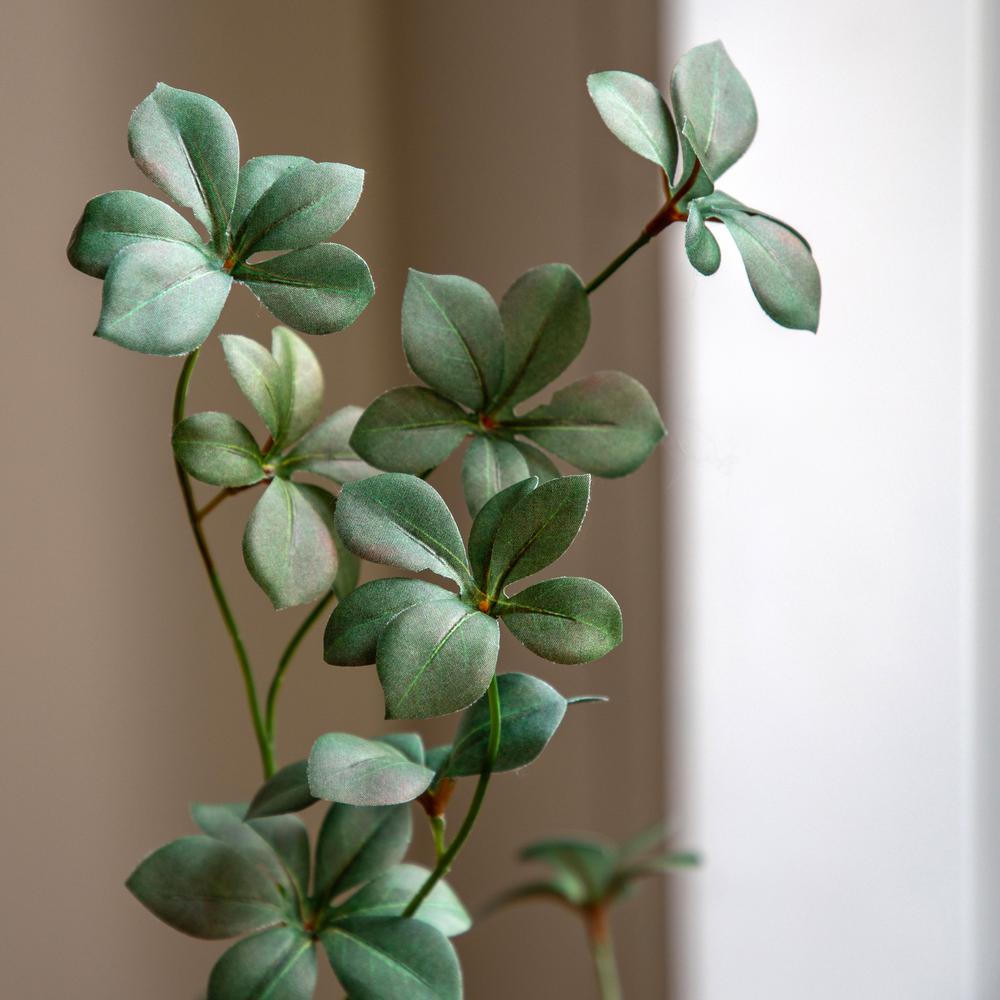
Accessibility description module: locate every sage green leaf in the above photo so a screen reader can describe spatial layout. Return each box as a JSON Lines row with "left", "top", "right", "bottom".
{"left": 230, "top": 155, "right": 311, "bottom": 240}
{"left": 670, "top": 41, "right": 757, "bottom": 181}
{"left": 96, "top": 240, "right": 231, "bottom": 355}
{"left": 484, "top": 878, "right": 579, "bottom": 913}
{"left": 246, "top": 761, "right": 317, "bottom": 820}
{"left": 334, "top": 474, "right": 472, "bottom": 587}
{"left": 696, "top": 191, "right": 814, "bottom": 250}
{"left": 684, "top": 199, "right": 721, "bottom": 276}
{"left": 307, "top": 733, "right": 434, "bottom": 806}
{"left": 208, "top": 927, "right": 317, "bottom": 1000}
{"left": 237, "top": 244, "right": 374, "bottom": 335}
{"left": 513, "top": 441, "right": 560, "bottom": 483}
{"left": 519, "top": 372, "right": 665, "bottom": 477}
{"left": 67, "top": 190, "right": 201, "bottom": 278}
{"left": 322, "top": 917, "right": 461, "bottom": 1000}
{"left": 522, "top": 837, "right": 617, "bottom": 905}
{"left": 499, "top": 577, "right": 623, "bottom": 664}
{"left": 425, "top": 744, "right": 453, "bottom": 776}
{"left": 379, "top": 732, "right": 425, "bottom": 764}
{"left": 126, "top": 835, "right": 282, "bottom": 939}
{"left": 377, "top": 600, "right": 499, "bottom": 719}
{"left": 272, "top": 326, "right": 324, "bottom": 446}
{"left": 444, "top": 672, "right": 567, "bottom": 776}
{"left": 324, "top": 577, "right": 454, "bottom": 666}
{"left": 467, "top": 477, "right": 539, "bottom": 587}
{"left": 248, "top": 816, "right": 311, "bottom": 901}
{"left": 283, "top": 406, "right": 379, "bottom": 484}
{"left": 401, "top": 270, "right": 504, "bottom": 412}
{"left": 350, "top": 387, "right": 471, "bottom": 474}
{"left": 128, "top": 83, "right": 239, "bottom": 241}
{"left": 220, "top": 334, "right": 286, "bottom": 441}
{"left": 332, "top": 528, "right": 361, "bottom": 600}
{"left": 235, "top": 161, "right": 364, "bottom": 257}
{"left": 461, "top": 436, "right": 531, "bottom": 516}
{"left": 243, "top": 480, "right": 339, "bottom": 609}
{"left": 172, "top": 412, "right": 265, "bottom": 487}
{"left": 496, "top": 264, "right": 590, "bottom": 408}
{"left": 486, "top": 475, "right": 590, "bottom": 596}
{"left": 314, "top": 803, "right": 412, "bottom": 903}
{"left": 328, "top": 864, "right": 471, "bottom": 937}
{"left": 587, "top": 70, "right": 678, "bottom": 175}
{"left": 673, "top": 133, "right": 715, "bottom": 212}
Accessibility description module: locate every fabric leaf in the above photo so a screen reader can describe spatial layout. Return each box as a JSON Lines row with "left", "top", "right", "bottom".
{"left": 467, "top": 477, "right": 539, "bottom": 589}
{"left": 684, "top": 199, "right": 721, "bottom": 275}
{"left": 208, "top": 926, "right": 317, "bottom": 1000}
{"left": 230, "top": 154, "right": 311, "bottom": 239}
{"left": 272, "top": 326, "right": 324, "bottom": 446}
{"left": 461, "top": 436, "right": 531, "bottom": 517}
{"left": 172, "top": 412, "right": 265, "bottom": 487}
{"left": 513, "top": 441, "right": 560, "bottom": 483}
{"left": 220, "top": 334, "right": 287, "bottom": 442}
{"left": 246, "top": 761, "right": 318, "bottom": 820}
{"left": 521, "top": 837, "right": 618, "bottom": 906}
{"left": 283, "top": 406, "right": 379, "bottom": 484}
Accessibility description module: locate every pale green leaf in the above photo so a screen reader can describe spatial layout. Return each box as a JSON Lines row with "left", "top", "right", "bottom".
{"left": 283, "top": 406, "right": 379, "bottom": 484}
{"left": 684, "top": 199, "right": 721, "bottom": 275}
{"left": 272, "top": 326, "right": 323, "bottom": 446}
{"left": 172, "top": 412, "right": 264, "bottom": 487}
{"left": 220, "top": 334, "right": 287, "bottom": 441}
{"left": 461, "top": 436, "right": 531, "bottom": 516}
{"left": 230, "top": 155, "right": 311, "bottom": 240}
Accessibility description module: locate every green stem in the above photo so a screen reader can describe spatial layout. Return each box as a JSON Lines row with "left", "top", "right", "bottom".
{"left": 265, "top": 590, "right": 336, "bottom": 748}
{"left": 173, "top": 350, "right": 273, "bottom": 779}
{"left": 430, "top": 815, "right": 447, "bottom": 862}
{"left": 403, "top": 675, "right": 502, "bottom": 916}
{"left": 584, "top": 231, "right": 652, "bottom": 295}
{"left": 586, "top": 906, "right": 623, "bottom": 1000}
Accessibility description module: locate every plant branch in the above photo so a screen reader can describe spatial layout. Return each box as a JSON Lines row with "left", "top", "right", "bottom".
{"left": 585, "top": 904, "right": 623, "bottom": 1000}
{"left": 172, "top": 350, "right": 274, "bottom": 779}
{"left": 196, "top": 483, "right": 258, "bottom": 521}
{"left": 403, "top": 675, "right": 502, "bottom": 917}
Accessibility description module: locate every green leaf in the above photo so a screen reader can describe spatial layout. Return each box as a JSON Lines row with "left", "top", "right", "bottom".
{"left": 378, "top": 732, "right": 425, "bottom": 764}
{"left": 220, "top": 334, "right": 286, "bottom": 442}
{"left": 283, "top": 406, "right": 379, "bottom": 484}
{"left": 350, "top": 387, "right": 471, "bottom": 474}
{"left": 521, "top": 837, "right": 618, "bottom": 905}
{"left": 425, "top": 744, "right": 453, "bottom": 776}
{"left": 96, "top": 240, "right": 231, "bottom": 355}
{"left": 519, "top": 372, "right": 665, "bottom": 477}
{"left": 314, "top": 803, "right": 412, "bottom": 904}
{"left": 513, "top": 440, "right": 560, "bottom": 483}
{"left": 307, "top": 733, "right": 434, "bottom": 806}
{"left": 126, "top": 835, "right": 282, "bottom": 939}
{"left": 461, "top": 436, "right": 531, "bottom": 517}
{"left": 401, "top": 270, "right": 504, "bottom": 412}
{"left": 670, "top": 41, "right": 757, "bottom": 181}
{"left": 246, "top": 761, "right": 317, "bottom": 820}
{"left": 128, "top": 83, "right": 239, "bottom": 242}
{"left": 684, "top": 199, "right": 721, "bottom": 276}
{"left": 243, "top": 480, "right": 339, "bottom": 609}
{"left": 328, "top": 864, "right": 471, "bottom": 937}
{"left": 444, "top": 672, "right": 567, "bottom": 776}
{"left": 499, "top": 577, "right": 623, "bottom": 664}
{"left": 587, "top": 70, "right": 678, "bottom": 176}
{"left": 67, "top": 190, "right": 201, "bottom": 278}
{"left": 467, "top": 477, "right": 539, "bottom": 587}
{"left": 496, "top": 264, "right": 590, "bottom": 408}
{"left": 486, "top": 475, "right": 590, "bottom": 597}
{"left": 237, "top": 243, "right": 374, "bottom": 335}
{"left": 322, "top": 917, "right": 461, "bottom": 1000}
{"left": 235, "top": 160, "right": 364, "bottom": 257}
{"left": 230, "top": 155, "right": 311, "bottom": 239}
{"left": 332, "top": 526, "right": 361, "bottom": 599}
{"left": 272, "top": 326, "right": 324, "bottom": 446}
{"left": 324, "top": 577, "right": 454, "bottom": 666}
{"left": 208, "top": 927, "right": 317, "bottom": 1000}
{"left": 376, "top": 599, "right": 499, "bottom": 719}
{"left": 334, "top": 474, "right": 472, "bottom": 587}
{"left": 172, "top": 412, "right": 264, "bottom": 487}
{"left": 673, "top": 133, "right": 715, "bottom": 212}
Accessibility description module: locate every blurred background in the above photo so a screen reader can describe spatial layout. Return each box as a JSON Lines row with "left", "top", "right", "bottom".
{"left": 2, "top": 0, "right": 995, "bottom": 998}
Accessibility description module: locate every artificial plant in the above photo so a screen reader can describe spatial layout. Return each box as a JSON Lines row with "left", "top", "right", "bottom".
{"left": 68, "top": 40, "right": 819, "bottom": 999}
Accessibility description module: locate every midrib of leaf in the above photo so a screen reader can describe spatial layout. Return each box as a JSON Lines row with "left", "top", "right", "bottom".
{"left": 490, "top": 495, "right": 576, "bottom": 597}
{"left": 601, "top": 82, "right": 664, "bottom": 164}
{"left": 240, "top": 264, "right": 363, "bottom": 294}
{"left": 337, "top": 595, "right": 454, "bottom": 644}
{"left": 703, "top": 46, "right": 722, "bottom": 160}
{"left": 363, "top": 418, "right": 473, "bottom": 434}
{"left": 326, "top": 927, "right": 438, "bottom": 993}
{"left": 253, "top": 937, "right": 313, "bottom": 1000}
{"left": 499, "top": 599, "right": 608, "bottom": 630}
{"left": 395, "top": 609, "right": 477, "bottom": 710}
{"left": 319, "top": 808, "right": 397, "bottom": 906}
{"left": 237, "top": 179, "right": 351, "bottom": 257}
{"left": 106, "top": 261, "right": 225, "bottom": 328}
{"left": 725, "top": 212, "right": 803, "bottom": 294}
{"left": 450, "top": 701, "right": 547, "bottom": 762}
{"left": 173, "top": 438, "right": 261, "bottom": 461}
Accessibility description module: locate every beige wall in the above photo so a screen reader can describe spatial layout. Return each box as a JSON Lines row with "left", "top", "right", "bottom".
{"left": 1, "top": 1, "right": 672, "bottom": 996}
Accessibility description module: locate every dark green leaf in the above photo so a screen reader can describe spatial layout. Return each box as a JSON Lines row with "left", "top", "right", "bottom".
{"left": 220, "top": 334, "right": 286, "bottom": 442}
{"left": 684, "top": 199, "right": 721, "bottom": 276}
{"left": 670, "top": 41, "right": 757, "bottom": 181}
{"left": 67, "top": 190, "right": 201, "bottom": 278}
{"left": 172, "top": 412, "right": 264, "bottom": 487}
{"left": 237, "top": 243, "right": 374, "bottom": 335}
{"left": 499, "top": 577, "right": 623, "bottom": 664}
{"left": 96, "top": 240, "right": 231, "bottom": 355}
{"left": 467, "top": 477, "right": 539, "bottom": 588}
{"left": 444, "top": 672, "right": 567, "bottom": 777}
{"left": 461, "top": 436, "right": 531, "bottom": 516}
{"left": 486, "top": 475, "right": 590, "bottom": 597}
{"left": 314, "top": 803, "right": 412, "bottom": 904}
{"left": 307, "top": 733, "right": 434, "bottom": 806}
{"left": 402, "top": 270, "right": 504, "bottom": 411}
{"left": 243, "top": 480, "right": 339, "bottom": 609}
{"left": 235, "top": 161, "right": 364, "bottom": 256}
{"left": 350, "top": 387, "right": 471, "bottom": 474}
{"left": 377, "top": 599, "right": 499, "bottom": 719}
{"left": 128, "top": 83, "right": 239, "bottom": 241}
{"left": 322, "top": 917, "right": 461, "bottom": 1000}
{"left": 230, "top": 155, "right": 311, "bottom": 239}
{"left": 521, "top": 837, "right": 617, "bottom": 905}
{"left": 324, "top": 577, "right": 454, "bottom": 666}
{"left": 272, "top": 326, "right": 324, "bottom": 446}
{"left": 328, "top": 864, "right": 470, "bottom": 937}
{"left": 334, "top": 474, "right": 472, "bottom": 587}
{"left": 126, "top": 835, "right": 282, "bottom": 939}
{"left": 519, "top": 372, "right": 665, "bottom": 477}
{"left": 587, "top": 70, "right": 678, "bottom": 176}
{"left": 284, "top": 406, "right": 379, "bottom": 484}
{"left": 246, "top": 761, "right": 317, "bottom": 820}
{"left": 496, "top": 264, "right": 590, "bottom": 408}
{"left": 208, "top": 927, "right": 317, "bottom": 1000}
{"left": 332, "top": 527, "right": 361, "bottom": 600}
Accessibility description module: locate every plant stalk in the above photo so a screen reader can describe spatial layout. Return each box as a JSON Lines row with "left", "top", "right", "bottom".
{"left": 173, "top": 350, "right": 273, "bottom": 779}
{"left": 403, "top": 675, "right": 502, "bottom": 916}
{"left": 585, "top": 905, "right": 623, "bottom": 1000}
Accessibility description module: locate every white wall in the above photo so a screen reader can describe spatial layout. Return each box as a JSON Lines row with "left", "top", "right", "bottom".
{"left": 664, "top": 2, "right": 990, "bottom": 996}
